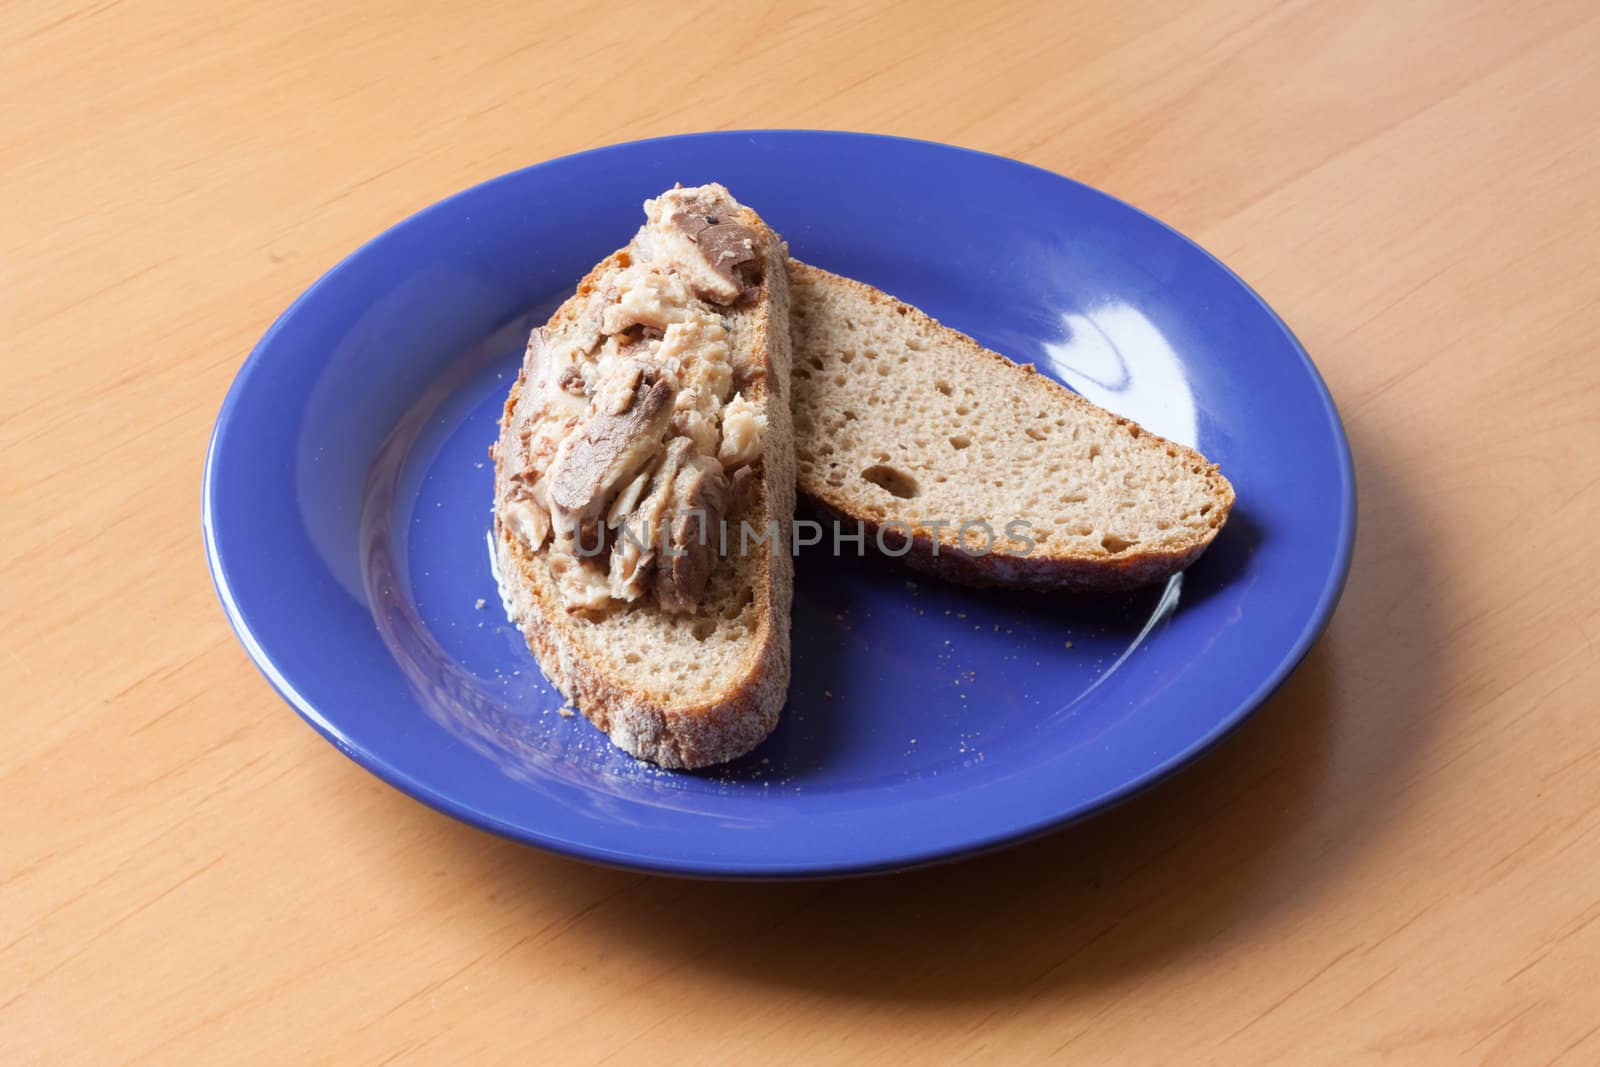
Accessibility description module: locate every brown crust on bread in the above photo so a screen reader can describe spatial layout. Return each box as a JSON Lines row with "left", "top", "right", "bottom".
{"left": 495, "top": 525, "right": 789, "bottom": 767}
{"left": 493, "top": 207, "right": 793, "bottom": 769}
{"left": 788, "top": 259, "right": 1234, "bottom": 592}
{"left": 806, "top": 496, "right": 1222, "bottom": 592}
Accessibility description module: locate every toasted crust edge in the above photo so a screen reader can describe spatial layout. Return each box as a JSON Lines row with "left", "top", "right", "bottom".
{"left": 494, "top": 532, "right": 789, "bottom": 768}
{"left": 788, "top": 259, "right": 1235, "bottom": 592}
{"left": 493, "top": 212, "right": 794, "bottom": 769}
{"left": 805, "top": 497, "right": 1222, "bottom": 592}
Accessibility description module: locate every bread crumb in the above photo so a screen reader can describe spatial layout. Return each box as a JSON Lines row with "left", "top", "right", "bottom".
{"left": 823, "top": 690, "right": 833, "bottom": 699}
{"left": 475, "top": 597, "right": 487, "bottom": 610}
{"left": 557, "top": 705, "right": 575, "bottom": 718}
{"left": 1064, "top": 640, "right": 1073, "bottom": 649}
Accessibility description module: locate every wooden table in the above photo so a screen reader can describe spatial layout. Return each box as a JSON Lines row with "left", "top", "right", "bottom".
{"left": 6, "top": 1, "right": 1598, "bottom": 1061}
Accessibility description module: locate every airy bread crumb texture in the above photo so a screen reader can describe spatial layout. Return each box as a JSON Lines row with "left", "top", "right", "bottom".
{"left": 788, "top": 260, "right": 1234, "bottom": 591}
{"left": 506, "top": 520, "right": 765, "bottom": 694}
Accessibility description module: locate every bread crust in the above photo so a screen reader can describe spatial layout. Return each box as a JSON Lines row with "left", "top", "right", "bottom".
{"left": 806, "top": 497, "right": 1221, "bottom": 591}
{"left": 495, "top": 529, "right": 789, "bottom": 767}
{"left": 493, "top": 212, "right": 793, "bottom": 769}
{"left": 788, "top": 260, "right": 1234, "bottom": 592}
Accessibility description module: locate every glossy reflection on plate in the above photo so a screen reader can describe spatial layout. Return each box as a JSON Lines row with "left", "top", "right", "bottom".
{"left": 205, "top": 131, "right": 1354, "bottom": 876}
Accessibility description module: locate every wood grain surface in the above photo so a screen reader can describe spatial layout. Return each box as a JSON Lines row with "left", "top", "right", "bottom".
{"left": 4, "top": 0, "right": 1598, "bottom": 1062}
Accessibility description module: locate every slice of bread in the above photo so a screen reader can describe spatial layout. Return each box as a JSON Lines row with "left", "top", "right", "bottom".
{"left": 493, "top": 186, "right": 793, "bottom": 769}
{"left": 787, "top": 260, "right": 1233, "bottom": 591}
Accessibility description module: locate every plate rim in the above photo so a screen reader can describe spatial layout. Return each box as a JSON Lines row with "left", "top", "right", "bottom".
{"left": 202, "top": 129, "right": 1357, "bottom": 879}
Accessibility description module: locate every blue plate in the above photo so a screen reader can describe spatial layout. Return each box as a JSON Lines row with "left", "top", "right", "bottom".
{"left": 204, "top": 131, "right": 1354, "bottom": 878}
